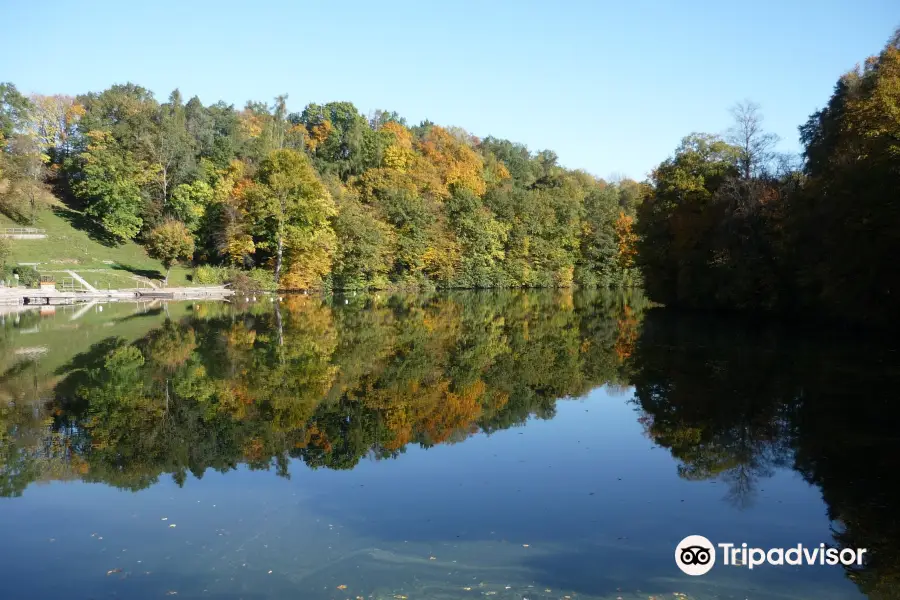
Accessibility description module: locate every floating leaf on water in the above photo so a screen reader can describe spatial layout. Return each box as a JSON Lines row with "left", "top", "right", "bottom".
{"left": 165, "top": 592, "right": 178, "bottom": 596}
{"left": 429, "top": 556, "right": 436, "bottom": 560}
{"left": 161, "top": 517, "right": 168, "bottom": 521}
{"left": 268, "top": 570, "right": 273, "bottom": 574}
{"left": 393, "top": 596, "right": 407, "bottom": 599}
{"left": 106, "top": 569, "right": 122, "bottom": 576}
{"left": 337, "top": 585, "right": 347, "bottom": 590}
{"left": 522, "top": 544, "right": 529, "bottom": 547}
{"left": 169, "top": 524, "right": 176, "bottom": 528}
{"left": 463, "top": 587, "right": 472, "bottom": 591}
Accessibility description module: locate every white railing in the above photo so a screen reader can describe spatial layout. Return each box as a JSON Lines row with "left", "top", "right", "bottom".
{"left": 0, "top": 227, "right": 46, "bottom": 234}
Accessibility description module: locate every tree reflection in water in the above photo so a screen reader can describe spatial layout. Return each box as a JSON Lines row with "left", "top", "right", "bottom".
{"left": 1, "top": 292, "right": 898, "bottom": 597}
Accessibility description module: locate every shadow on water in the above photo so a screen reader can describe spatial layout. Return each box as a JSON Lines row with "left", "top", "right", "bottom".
{"left": 112, "top": 306, "right": 165, "bottom": 322}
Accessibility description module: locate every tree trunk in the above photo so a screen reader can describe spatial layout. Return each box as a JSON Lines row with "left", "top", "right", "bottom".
{"left": 28, "top": 190, "right": 36, "bottom": 224}
{"left": 164, "top": 265, "right": 171, "bottom": 287}
{"left": 274, "top": 300, "right": 284, "bottom": 355}
{"left": 273, "top": 225, "right": 284, "bottom": 285}
{"left": 161, "top": 165, "right": 168, "bottom": 206}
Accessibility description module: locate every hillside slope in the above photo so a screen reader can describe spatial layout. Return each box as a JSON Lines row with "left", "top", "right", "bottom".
{"left": 1, "top": 202, "right": 192, "bottom": 288}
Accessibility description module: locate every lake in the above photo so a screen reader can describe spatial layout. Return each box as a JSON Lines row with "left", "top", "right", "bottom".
{"left": 0, "top": 291, "right": 897, "bottom": 599}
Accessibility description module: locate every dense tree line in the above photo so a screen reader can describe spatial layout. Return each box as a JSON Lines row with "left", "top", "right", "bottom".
{"left": 3, "top": 28, "right": 898, "bottom": 318}
{"left": 0, "top": 84, "right": 641, "bottom": 290}
{"left": 637, "top": 30, "right": 900, "bottom": 328}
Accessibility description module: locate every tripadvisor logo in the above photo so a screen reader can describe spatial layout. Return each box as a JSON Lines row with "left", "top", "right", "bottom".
{"left": 675, "top": 535, "right": 716, "bottom": 575}
{"left": 675, "top": 535, "right": 867, "bottom": 576}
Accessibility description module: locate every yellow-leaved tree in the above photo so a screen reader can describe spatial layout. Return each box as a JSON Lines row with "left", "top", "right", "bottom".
{"left": 416, "top": 125, "right": 486, "bottom": 196}
{"left": 245, "top": 149, "right": 336, "bottom": 289}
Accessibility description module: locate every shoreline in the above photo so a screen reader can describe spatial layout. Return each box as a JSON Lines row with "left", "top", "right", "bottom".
{"left": 0, "top": 285, "right": 234, "bottom": 306}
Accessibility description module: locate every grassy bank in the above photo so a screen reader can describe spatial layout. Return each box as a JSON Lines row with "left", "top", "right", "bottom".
{"left": 1, "top": 203, "right": 192, "bottom": 288}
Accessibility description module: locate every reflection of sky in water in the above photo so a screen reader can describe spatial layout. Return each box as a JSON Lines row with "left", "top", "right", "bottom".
{"left": 0, "top": 385, "right": 860, "bottom": 599}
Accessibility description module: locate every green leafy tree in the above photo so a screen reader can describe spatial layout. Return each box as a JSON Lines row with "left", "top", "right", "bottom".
{"left": 635, "top": 133, "right": 739, "bottom": 305}
{"left": 146, "top": 219, "right": 195, "bottom": 285}
{"left": 332, "top": 192, "right": 395, "bottom": 289}
{"left": 73, "top": 130, "right": 154, "bottom": 242}
{"left": 150, "top": 89, "right": 196, "bottom": 212}
{"left": 299, "top": 102, "right": 386, "bottom": 180}
{"left": 169, "top": 179, "right": 213, "bottom": 232}
{"left": 246, "top": 149, "right": 336, "bottom": 287}
{"left": 0, "top": 133, "right": 49, "bottom": 223}
{"left": 447, "top": 187, "right": 509, "bottom": 287}
{"left": 0, "top": 237, "right": 10, "bottom": 270}
{"left": 577, "top": 185, "right": 621, "bottom": 287}
{"left": 75, "top": 83, "right": 158, "bottom": 157}
{"left": 789, "top": 30, "right": 900, "bottom": 326}
{"left": 0, "top": 83, "right": 30, "bottom": 142}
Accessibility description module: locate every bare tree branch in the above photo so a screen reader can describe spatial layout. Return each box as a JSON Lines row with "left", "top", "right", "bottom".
{"left": 727, "top": 100, "right": 779, "bottom": 179}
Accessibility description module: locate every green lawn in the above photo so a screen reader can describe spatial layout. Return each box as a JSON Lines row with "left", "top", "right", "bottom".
{"left": 1, "top": 203, "right": 193, "bottom": 288}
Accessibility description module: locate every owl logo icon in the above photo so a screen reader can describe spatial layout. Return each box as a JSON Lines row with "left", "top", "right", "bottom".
{"left": 675, "top": 535, "right": 716, "bottom": 575}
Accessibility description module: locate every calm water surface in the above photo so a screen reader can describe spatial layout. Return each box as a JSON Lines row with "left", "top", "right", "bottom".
{"left": 0, "top": 291, "right": 897, "bottom": 599}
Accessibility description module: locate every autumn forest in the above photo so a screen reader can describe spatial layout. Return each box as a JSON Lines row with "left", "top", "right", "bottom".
{"left": 2, "top": 29, "right": 899, "bottom": 329}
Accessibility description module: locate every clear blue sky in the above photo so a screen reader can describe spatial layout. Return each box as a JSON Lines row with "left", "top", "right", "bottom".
{"left": 1, "top": 0, "right": 896, "bottom": 179}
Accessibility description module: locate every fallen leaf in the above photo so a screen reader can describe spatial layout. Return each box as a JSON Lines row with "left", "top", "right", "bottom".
{"left": 106, "top": 569, "right": 122, "bottom": 576}
{"left": 337, "top": 585, "right": 347, "bottom": 590}
{"left": 522, "top": 544, "right": 529, "bottom": 548}
{"left": 429, "top": 556, "right": 436, "bottom": 560}
{"left": 169, "top": 524, "right": 176, "bottom": 528}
